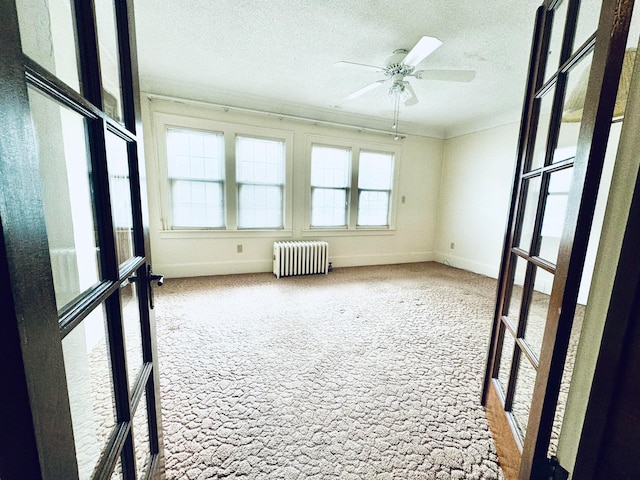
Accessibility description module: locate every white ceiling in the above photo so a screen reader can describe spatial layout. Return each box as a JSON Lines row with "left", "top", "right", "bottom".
{"left": 134, "top": 0, "right": 542, "bottom": 138}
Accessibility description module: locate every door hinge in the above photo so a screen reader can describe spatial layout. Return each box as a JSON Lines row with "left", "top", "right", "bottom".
{"left": 548, "top": 456, "right": 569, "bottom": 480}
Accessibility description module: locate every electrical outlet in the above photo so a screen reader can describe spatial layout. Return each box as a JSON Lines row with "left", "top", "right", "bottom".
{"left": 237, "top": 244, "right": 243, "bottom": 253}
{"left": 401, "top": 195, "right": 406, "bottom": 204}
{"left": 450, "top": 242, "right": 455, "bottom": 250}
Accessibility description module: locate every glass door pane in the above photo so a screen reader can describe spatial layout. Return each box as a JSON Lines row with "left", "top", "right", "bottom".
{"left": 525, "top": 267, "right": 554, "bottom": 361}
{"left": 16, "top": 0, "right": 81, "bottom": 90}
{"left": 121, "top": 281, "right": 144, "bottom": 388}
{"left": 557, "top": 51, "right": 595, "bottom": 144}
{"left": 506, "top": 255, "right": 529, "bottom": 322}
{"left": 574, "top": 0, "right": 602, "bottom": 50}
{"left": 133, "top": 395, "right": 151, "bottom": 478}
{"left": 517, "top": 176, "right": 542, "bottom": 251}
{"left": 95, "top": 0, "right": 124, "bottom": 123}
{"left": 497, "top": 328, "right": 516, "bottom": 397}
{"left": 62, "top": 303, "right": 116, "bottom": 479}
{"left": 106, "top": 132, "right": 135, "bottom": 266}
{"left": 539, "top": 167, "right": 574, "bottom": 264}
{"left": 527, "top": 86, "right": 556, "bottom": 172}
{"left": 28, "top": 88, "right": 101, "bottom": 310}
{"left": 544, "top": 0, "right": 569, "bottom": 81}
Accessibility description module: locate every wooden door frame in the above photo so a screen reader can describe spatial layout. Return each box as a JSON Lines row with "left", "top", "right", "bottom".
{"left": 0, "top": 1, "right": 78, "bottom": 477}
{"left": 482, "top": 0, "right": 635, "bottom": 478}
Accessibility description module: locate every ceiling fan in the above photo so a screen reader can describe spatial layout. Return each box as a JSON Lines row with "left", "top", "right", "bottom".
{"left": 337, "top": 36, "right": 475, "bottom": 108}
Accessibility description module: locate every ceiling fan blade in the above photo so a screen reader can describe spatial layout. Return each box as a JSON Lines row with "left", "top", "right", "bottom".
{"left": 334, "top": 61, "right": 385, "bottom": 72}
{"left": 345, "top": 79, "right": 387, "bottom": 100}
{"left": 403, "top": 82, "right": 418, "bottom": 106}
{"left": 412, "top": 69, "right": 476, "bottom": 82}
{"left": 403, "top": 36, "right": 443, "bottom": 67}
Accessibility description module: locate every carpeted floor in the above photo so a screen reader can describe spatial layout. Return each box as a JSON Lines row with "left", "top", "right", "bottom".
{"left": 155, "top": 262, "right": 504, "bottom": 479}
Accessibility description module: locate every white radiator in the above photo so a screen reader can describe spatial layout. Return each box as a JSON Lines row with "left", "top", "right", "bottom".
{"left": 50, "top": 247, "right": 78, "bottom": 294}
{"left": 273, "top": 241, "right": 329, "bottom": 278}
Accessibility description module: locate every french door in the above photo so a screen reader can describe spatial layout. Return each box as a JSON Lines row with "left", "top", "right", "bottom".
{"left": 482, "top": 0, "right": 634, "bottom": 478}
{"left": 0, "top": 0, "right": 163, "bottom": 478}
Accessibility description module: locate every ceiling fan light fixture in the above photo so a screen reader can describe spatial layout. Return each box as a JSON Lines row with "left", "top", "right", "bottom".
{"left": 339, "top": 35, "right": 466, "bottom": 140}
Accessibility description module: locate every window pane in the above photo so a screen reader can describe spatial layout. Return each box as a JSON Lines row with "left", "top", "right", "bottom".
{"left": 311, "top": 188, "right": 347, "bottom": 227}
{"left": 357, "top": 190, "right": 389, "bottom": 226}
{"left": 236, "top": 136, "right": 285, "bottom": 229}
{"left": 236, "top": 136, "right": 284, "bottom": 184}
{"left": 16, "top": 0, "right": 81, "bottom": 91}
{"left": 171, "top": 180, "right": 224, "bottom": 228}
{"left": 238, "top": 185, "right": 283, "bottom": 228}
{"left": 95, "top": 0, "right": 123, "bottom": 123}
{"left": 28, "top": 88, "right": 101, "bottom": 310}
{"left": 310, "top": 145, "right": 351, "bottom": 188}
{"left": 106, "top": 132, "right": 135, "bottom": 265}
{"left": 62, "top": 304, "right": 116, "bottom": 480}
{"left": 359, "top": 151, "right": 394, "bottom": 189}
{"left": 167, "top": 129, "right": 224, "bottom": 181}
{"left": 167, "top": 128, "right": 225, "bottom": 229}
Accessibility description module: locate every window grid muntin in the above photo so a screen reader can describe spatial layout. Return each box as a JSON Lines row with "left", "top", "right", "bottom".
{"left": 166, "top": 128, "right": 226, "bottom": 229}
{"left": 310, "top": 144, "right": 352, "bottom": 227}
{"left": 236, "top": 135, "right": 285, "bottom": 229}
{"left": 357, "top": 150, "right": 394, "bottom": 227}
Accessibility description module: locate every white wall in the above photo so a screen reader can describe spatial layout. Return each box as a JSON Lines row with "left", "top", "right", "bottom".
{"left": 433, "top": 120, "right": 619, "bottom": 306}
{"left": 141, "top": 95, "right": 444, "bottom": 278}
{"left": 435, "top": 123, "right": 519, "bottom": 278}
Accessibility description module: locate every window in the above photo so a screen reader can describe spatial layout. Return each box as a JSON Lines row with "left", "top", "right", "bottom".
{"left": 236, "top": 136, "right": 285, "bottom": 229}
{"left": 166, "top": 128, "right": 225, "bottom": 228}
{"left": 157, "top": 113, "right": 293, "bottom": 233}
{"left": 309, "top": 140, "right": 397, "bottom": 230}
{"left": 310, "top": 145, "right": 351, "bottom": 227}
{"left": 357, "top": 151, "right": 394, "bottom": 227}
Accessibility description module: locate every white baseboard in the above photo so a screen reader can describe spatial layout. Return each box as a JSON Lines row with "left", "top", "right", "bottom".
{"left": 156, "top": 259, "right": 273, "bottom": 278}
{"left": 329, "top": 251, "right": 434, "bottom": 268}
{"left": 156, "top": 251, "right": 435, "bottom": 278}
{"left": 436, "top": 252, "right": 500, "bottom": 279}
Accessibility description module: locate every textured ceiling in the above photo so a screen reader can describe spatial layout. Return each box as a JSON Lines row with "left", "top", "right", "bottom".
{"left": 134, "top": 0, "right": 542, "bottom": 138}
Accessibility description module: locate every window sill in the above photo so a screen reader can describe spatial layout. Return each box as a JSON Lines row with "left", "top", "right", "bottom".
{"left": 301, "top": 228, "right": 396, "bottom": 237}
{"left": 158, "top": 229, "right": 294, "bottom": 239}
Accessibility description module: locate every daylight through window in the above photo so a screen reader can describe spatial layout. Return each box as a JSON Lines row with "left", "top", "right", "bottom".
{"left": 236, "top": 136, "right": 285, "bottom": 229}
{"left": 166, "top": 128, "right": 225, "bottom": 229}
{"left": 310, "top": 145, "right": 351, "bottom": 227}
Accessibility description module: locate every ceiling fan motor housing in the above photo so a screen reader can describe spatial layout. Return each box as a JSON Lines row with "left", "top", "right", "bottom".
{"left": 384, "top": 49, "right": 415, "bottom": 78}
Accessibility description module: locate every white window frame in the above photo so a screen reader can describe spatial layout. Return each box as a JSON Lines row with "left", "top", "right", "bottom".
{"left": 235, "top": 134, "right": 286, "bottom": 230}
{"left": 304, "top": 135, "right": 401, "bottom": 236}
{"left": 309, "top": 143, "right": 352, "bottom": 228}
{"left": 153, "top": 112, "right": 293, "bottom": 237}
{"left": 165, "top": 127, "right": 226, "bottom": 229}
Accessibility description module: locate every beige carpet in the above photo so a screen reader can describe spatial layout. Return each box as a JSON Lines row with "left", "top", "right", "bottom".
{"left": 155, "top": 262, "right": 504, "bottom": 479}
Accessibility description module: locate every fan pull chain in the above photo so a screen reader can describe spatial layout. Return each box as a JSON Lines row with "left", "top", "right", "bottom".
{"left": 393, "top": 93, "right": 400, "bottom": 140}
